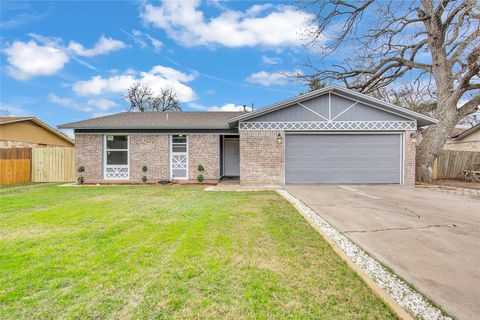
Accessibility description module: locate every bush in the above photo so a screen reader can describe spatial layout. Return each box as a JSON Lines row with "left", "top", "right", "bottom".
{"left": 197, "top": 174, "right": 204, "bottom": 183}
{"left": 77, "top": 166, "right": 85, "bottom": 173}
{"left": 142, "top": 176, "right": 147, "bottom": 183}
{"left": 197, "top": 164, "right": 205, "bottom": 173}
{"left": 77, "top": 176, "right": 85, "bottom": 184}
{"left": 142, "top": 165, "right": 148, "bottom": 172}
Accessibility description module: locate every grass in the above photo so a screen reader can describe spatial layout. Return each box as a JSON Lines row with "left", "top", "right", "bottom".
{"left": 0, "top": 184, "right": 396, "bottom": 319}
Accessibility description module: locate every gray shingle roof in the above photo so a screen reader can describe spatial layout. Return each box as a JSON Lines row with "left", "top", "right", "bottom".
{"left": 58, "top": 111, "right": 246, "bottom": 129}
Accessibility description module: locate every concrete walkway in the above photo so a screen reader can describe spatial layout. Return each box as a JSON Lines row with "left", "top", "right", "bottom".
{"left": 285, "top": 184, "right": 480, "bottom": 320}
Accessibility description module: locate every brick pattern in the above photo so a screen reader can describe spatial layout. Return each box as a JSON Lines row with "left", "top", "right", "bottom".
{"left": 188, "top": 134, "right": 220, "bottom": 181}
{"left": 0, "top": 140, "right": 39, "bottom": 148}
{"left": 75, "top": 134, "right": 103, "bottom": 182}
{"left": 404, "top": 130, "right": 416, "bottom": 186}
{"left": 130, "top": 134, "right": 170, "bottom": 182}
{"left": 240, "top": 130, "right": 284, "bottom": 184}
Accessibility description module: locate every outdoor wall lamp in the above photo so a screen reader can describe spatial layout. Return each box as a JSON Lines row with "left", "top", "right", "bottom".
{"left": 410, "top": 132, "right": 418, "bottom": 143}
{"left": 276, "top": 132, "right": 283, "bottom": 144}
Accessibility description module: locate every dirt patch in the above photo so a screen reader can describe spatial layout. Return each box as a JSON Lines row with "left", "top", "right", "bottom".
{"left": 430, "top": 179, "right": 480, "bottom": 190}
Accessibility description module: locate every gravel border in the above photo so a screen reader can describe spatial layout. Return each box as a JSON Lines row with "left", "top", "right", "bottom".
{"left": 277, "top": 189, "right": 452, "bottom": 320}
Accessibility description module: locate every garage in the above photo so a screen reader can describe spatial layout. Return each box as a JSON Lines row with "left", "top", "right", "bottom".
{"left": 285, "top": 134, "right": 402, "bottom": 184}
{"left": 228, "top": 85, "right": 438, "bottom": 186}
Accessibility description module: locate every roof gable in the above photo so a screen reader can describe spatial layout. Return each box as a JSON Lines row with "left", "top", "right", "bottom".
{"left": 0, "top": 117, "right": 74, "bottom": 145}
{"left": 454, "top": 123, "right": 480, "bottom": 140}
{"left": 228, "top": 85, "right": 438, "bottom": 127}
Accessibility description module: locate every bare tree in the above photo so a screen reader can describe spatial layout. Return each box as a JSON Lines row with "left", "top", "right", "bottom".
{"left": 124, "top": 82, "right": 181, "bottom": 112}
{"left": 371, "top": 83, "right": 437, "bottom": 115}
{"left": 300, "top": 0, "right": 480, "bottom": 182}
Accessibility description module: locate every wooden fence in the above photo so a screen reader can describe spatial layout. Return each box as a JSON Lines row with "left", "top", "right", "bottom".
{"left": 32, "top": 147, "right": 75, "bottom": 182}
{"left": 433, "top": 150, "right": 480, "bottom": 180}
{"left": 0, "top": 148, "right": 32, "bottom": 185}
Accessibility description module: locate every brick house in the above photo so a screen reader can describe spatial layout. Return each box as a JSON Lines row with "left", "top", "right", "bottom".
{"left": 59, "top": 85, "right": 437, "bottom": 185}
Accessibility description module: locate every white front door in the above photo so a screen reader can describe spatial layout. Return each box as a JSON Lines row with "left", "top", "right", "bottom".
{"left": 224, "top": 138, "right": 240, "bottom": 176}
{"left": 170, "top": 135, "right": 188, "bottom": 180}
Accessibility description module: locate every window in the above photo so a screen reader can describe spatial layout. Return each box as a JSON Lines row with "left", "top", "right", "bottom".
{"left": 171, "top": 135, "right": 187, "bottom": 152}
{"left": 104, "top": 135, "right": 129, "bottom": 179}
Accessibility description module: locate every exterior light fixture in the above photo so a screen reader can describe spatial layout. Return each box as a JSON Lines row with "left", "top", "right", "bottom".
{"left": 410, "top": 132, "right": 418, "bottom": 143}
{"left": 276, "top": 132, "right": 283, "bottom": 144}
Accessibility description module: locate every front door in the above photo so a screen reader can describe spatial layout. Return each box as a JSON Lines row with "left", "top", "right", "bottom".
{"left": 170, "top": 135, "right": 188, "bottom": 180}
{"left": 224, "top": 138, "right": 240, "bottom": 176}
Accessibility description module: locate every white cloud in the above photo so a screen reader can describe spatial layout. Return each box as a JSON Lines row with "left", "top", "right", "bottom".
{"left": 72, "top": 65, "right": 197, "bottom": 102}
{"left": 189, "top": 102, "right": 252, "bottom": 112}
{"left": 140, "top": 1, "right": 312, "bottom": 48}
{"left": 48, "top": 93, "right": 93, "bottom": 112}
{"left": 246, "top": 70, "right": 300, "bottom": 87}
{"left": 4, "top": 40, "right": 69, "bottom": 80}
{"left": 48, "top": 94, "right": 118, "bottom": 114}
{"left": 261, "top": 55, "right": 281, "bottom": 65}
{"left": 87, "top": 98, "right": 118, "bottom": 111}
{"left": 68, "top": 35, "right": 127, "bottom": 57}
{"left": 126, "top": 29, "right": 162, "bottom": 51}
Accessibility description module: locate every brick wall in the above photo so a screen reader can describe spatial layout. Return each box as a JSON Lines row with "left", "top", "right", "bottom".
{"left": 130, "top": 134, "right": 169, "bottom": 182}
{"left": 75, "top": 134, "right": 103, "bottom": 182}
{"left": 404, "top": 130, "right": 416, "bottom": 186}
{"left": 239, "top": 130, "right": 284, "bottom": 184}
{"left": 188, "top": 134, "right": 220, "bottom": 181}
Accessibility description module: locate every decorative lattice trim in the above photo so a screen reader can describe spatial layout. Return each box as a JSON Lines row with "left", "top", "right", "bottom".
{"left": 239, "top": 121, "right": 416, "bottom": 131}
{"left": 105, "top": 166, "right": 129, "bottom": 180}
{"left": 171, "top": 155, "right": 187, "bottom": 170}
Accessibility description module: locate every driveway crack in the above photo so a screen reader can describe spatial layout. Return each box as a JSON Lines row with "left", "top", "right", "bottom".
{"left": 343, "top": 224, "right": 457, "bottom": 234}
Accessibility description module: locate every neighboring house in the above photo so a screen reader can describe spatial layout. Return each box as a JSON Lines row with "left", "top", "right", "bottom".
{"left": 0, "top": 117, "right": 74, "bottom": 148}
{"left": 444, "top": 123, "right": 480, "bottom": 152}
{"left": 59, "top": 85, "right": 437, "bottom": 185}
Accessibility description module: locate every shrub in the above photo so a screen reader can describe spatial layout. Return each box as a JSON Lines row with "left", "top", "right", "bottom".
{"left": 142, "top": 165, "right": 148, "bottom": 172}
{"left": 77, "top": 166, "right": 85, "bottom": 184}
{"left": 142, "top": 176, "right": 147, "bottom": 183}
{"left": 197, "top": 164, "right": 205, "bottom": 183}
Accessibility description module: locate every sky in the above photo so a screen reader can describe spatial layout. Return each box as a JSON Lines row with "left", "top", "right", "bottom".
{"left": 0, "top": 0, "right": 322, "bottom": 135}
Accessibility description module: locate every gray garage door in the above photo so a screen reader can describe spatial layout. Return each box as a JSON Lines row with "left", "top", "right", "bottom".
{"left": 285, "top": 134, "right": 402, "bottom": 184}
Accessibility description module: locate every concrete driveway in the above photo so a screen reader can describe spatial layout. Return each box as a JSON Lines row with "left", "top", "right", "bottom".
{"left": 285, "top": 184, "right": 480, "bottom": 320}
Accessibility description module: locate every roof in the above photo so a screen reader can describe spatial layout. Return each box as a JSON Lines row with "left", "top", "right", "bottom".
{"left": 227, "top": 85, "right": 438, "bottom": 127}
{"left": 58, "top": 111, "right": 247, "bottom": 130}
{"left": 1, "top": 116, "right": 75, "bottom": 145}
{"left": 453, "top": 123, "right": 480, "bottom": 140}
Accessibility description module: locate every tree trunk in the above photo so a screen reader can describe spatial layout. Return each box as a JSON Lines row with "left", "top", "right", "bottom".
{"left": 416, "top": 104, "right": 461, "bottom": 182}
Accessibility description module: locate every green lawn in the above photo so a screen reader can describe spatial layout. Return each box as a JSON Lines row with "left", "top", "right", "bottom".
{"left": 0, "top": 184, "right": 396, "bottom": 319}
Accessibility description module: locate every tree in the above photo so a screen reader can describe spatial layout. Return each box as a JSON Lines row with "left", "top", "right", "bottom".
{"left": 308, "top": 77, "right": 326, "bottom": 91}
{"left": 124, "top": 82, "right": 181, "bottom": 112}
{"left": 300, "top": 0, "right": 479, "bottom": 182}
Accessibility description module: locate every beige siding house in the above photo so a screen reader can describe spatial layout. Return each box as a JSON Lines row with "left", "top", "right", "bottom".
{"left": 59, "top": 86, "right": 437, "bottom": 185}
{"left": 0, "top": 117, "right": 74, "bottom": 148}
{"left": 444, "top": 124, "right": 480, "bottom": 152}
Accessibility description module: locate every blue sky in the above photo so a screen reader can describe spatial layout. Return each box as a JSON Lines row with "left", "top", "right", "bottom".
{"left": 1, "top": 1, "right": 322, "bottom": 134}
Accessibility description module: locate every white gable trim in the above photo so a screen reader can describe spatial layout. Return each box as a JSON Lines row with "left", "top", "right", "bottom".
{"left": 239, "top": 120, "right": 416, "bottom": 131}
{"left": 228, "top": 85, "right": 437, "bottom": 126}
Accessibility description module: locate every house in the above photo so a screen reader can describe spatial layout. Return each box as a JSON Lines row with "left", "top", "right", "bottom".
{"left": 59, "top": 85, "right": 437, "bottom": 185}
{"left": 444, "top": 123, "right": 480, "bottom": 152}
{"left": 1, "top": 117, "right": 74, "bottom": 148}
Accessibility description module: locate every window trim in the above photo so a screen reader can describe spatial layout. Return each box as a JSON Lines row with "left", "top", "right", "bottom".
{"left": 170, "top": 134, "right": 188, "bottom": 180}
{"left": 104, "top": 134, "right": 130, "bottom": 180}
